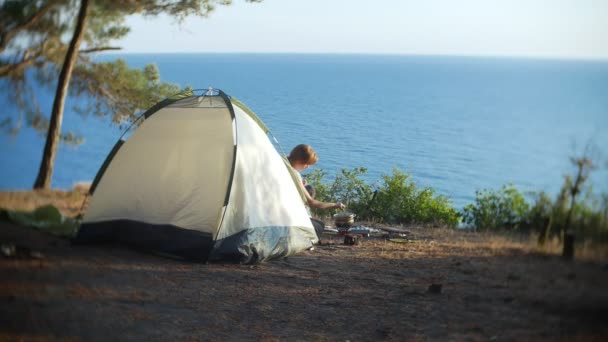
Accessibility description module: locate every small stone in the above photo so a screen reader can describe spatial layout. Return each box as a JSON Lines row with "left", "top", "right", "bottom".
{"left": 343, "top": 235, "right": 360, "bottom": 245}
{"left": 428, "top": 283, "right": 442, "bottom": 294}
{"left": 30, "top": 251, "right": 44, "bottom": 259}
{"left": 1, "top": 243, "right": 16, "bottom": 257}
{"left": 507, "top": 274, "right": 520, "bottom": 281}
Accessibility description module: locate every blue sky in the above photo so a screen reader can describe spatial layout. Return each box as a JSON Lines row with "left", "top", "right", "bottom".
{"left": 119, "top": 0, "right": 608, "bottom": 59}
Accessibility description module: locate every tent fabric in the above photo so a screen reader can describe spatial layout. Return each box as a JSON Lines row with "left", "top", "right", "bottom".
{"left": 76, "top": 219, "right": 214, "bottom": 261}
{"left": 77, "top": 90, "right": 316, "bottom": 263}
{"left": 214, "top": 104, "right": 313, "bottom": 239}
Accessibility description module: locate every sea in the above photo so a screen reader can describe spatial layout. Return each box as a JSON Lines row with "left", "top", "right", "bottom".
{"left": 1, "top": 53, "right": 607, "bottom": 210}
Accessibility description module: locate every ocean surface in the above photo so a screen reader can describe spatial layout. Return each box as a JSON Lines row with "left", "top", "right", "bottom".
{"left": 1, "top": 54, "right": 607, "bottom": 210}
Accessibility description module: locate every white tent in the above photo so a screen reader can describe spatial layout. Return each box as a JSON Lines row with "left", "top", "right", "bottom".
{"left": 77, "top": 89, "right": 317, "bottom": 263}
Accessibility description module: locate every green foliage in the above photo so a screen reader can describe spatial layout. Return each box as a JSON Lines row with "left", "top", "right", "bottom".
{"left": 70, "top": 59, "right": 182, "bottom": 125}
{"left": 305, "top": 167, "right": 460, "bottom": 227}
{"left": 462, "top": 183, "right": 608, "bottom": 243}
{"left": 526, "top": 191, "right": 554, "bottom": 235}
{"left": 305, "top": 168, "right": 330, "bottom": 203}
{"left": 0, "top": 0, "right": 260, "bottom": 139}
{"left": 550, "top": 184, "right": 608, "bottom": 242}
{"left": 369, "top": 169, "right": 460, "bottom": 227}
{"left": 1, "top": 0, "right": 262, "bottom": 188}
{"left": 328, "top": 167, "right": 374, "bottom": 216}
{"left": 462, "top": 184, "right": 530, "bottom": 231}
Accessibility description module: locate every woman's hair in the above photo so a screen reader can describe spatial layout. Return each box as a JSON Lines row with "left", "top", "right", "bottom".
{"left": 288, "top": 144, "right": 319, "bottom": 165}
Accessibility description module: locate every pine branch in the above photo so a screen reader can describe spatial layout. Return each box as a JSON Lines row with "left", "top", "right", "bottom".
{"left": 0, "top": 40, "right": 60, "bottom": 78}
{"left": 0, "top": 51, "right": 44, "bottom": 77}
{"left": 96, "top": 84, "right": 119, "bottom": 104}
{"left": 0, "top": 2, "right": 55, "bottom": 52}
{"left": 79, "top": 46, "right": 122, "bottom": 54}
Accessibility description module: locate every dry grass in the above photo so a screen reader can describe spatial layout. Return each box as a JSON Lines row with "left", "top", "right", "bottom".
{"left": 534, "top": 235, "right": 608, "bottom": 262}
{"left": 0, "top": 190, "right": 89, "bottom": 218}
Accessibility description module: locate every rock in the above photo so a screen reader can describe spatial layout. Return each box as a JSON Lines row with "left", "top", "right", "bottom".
{"left": 1, "top": 243, "right": 16, "bottom": 257}
{"left": 343, "top": 235, "right": 360, "bottom": 245}
{"left": 428, "top": 283, "right": 442, "bottom": 294}
{"left": 507, "top": 274, "right": 520, "bottom": 281}
{"left": 30, "top": 251, "right": 44, "bottom": 259}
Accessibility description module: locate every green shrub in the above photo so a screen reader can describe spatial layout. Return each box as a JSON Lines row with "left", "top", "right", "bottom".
{"left": 551, "top": 185, "right": 608, "bottom": 242}
{"left": 305, "top": 167, "right": 374, "bottom": 219}
{"left": 305, "top": 167, "right": 460, "bottom": 227}
{"left": 526, "top": 191, "right": 553, "bottom": 228}
{"left": 304, "top": 162, "right": 608, "bottom": 240}
{"left": 462, "top": 184, "right": 530, "bottom": 231}
{"left": 462, "top": 182, "right": 608, "bottom": 243}
{"left": 328, "top": 167, "right": 374, "bottom": 217}
{"left": 305, "top": 169, "right": 331, "bottom": 203}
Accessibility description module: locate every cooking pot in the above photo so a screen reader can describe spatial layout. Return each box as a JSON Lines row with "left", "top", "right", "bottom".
{"left": 333, "top": 212, "right": 356, "bottom": 228}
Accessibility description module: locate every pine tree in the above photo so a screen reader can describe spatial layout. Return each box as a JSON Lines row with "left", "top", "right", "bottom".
{"left": 0, "top": 0, "right": 261, "bottom": 189}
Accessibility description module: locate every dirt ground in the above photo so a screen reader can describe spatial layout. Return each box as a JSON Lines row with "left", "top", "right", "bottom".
{"left": 1, "top": 191, "right": 608, "bottom": 341}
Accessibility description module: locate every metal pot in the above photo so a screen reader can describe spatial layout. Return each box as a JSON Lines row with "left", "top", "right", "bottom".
{"left": 333, "top": 212, "right": 356, "bottom": 228}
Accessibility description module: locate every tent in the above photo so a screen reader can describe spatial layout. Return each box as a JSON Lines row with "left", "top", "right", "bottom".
{"left": 76, "top": 88, "right": 317, "bottom": 263}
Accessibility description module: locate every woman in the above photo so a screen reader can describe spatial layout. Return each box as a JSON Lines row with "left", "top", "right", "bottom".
{"left": 287, "top": 144, "right": 345, "bottom": 240}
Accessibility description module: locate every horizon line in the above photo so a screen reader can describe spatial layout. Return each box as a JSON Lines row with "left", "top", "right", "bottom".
{"left": 102, "top": 50, "right": 608, "bottom": 62}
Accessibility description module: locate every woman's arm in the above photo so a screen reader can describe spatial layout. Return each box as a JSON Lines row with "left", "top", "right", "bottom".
{"left": 299, "top": 181, "right": 345, "bottom": 209}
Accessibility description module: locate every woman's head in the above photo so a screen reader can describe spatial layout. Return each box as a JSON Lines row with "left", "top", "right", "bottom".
{"left": 288, "top": 144, "right": 318, "bottom": 169}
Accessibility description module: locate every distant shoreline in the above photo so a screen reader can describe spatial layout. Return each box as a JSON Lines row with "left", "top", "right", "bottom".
{"left": 100, "top": 51, "right": 608, "bottom": 63}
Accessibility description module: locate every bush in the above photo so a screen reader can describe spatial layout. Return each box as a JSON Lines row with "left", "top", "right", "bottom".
{"left": 305, "top": 167, "right": 460, "bottom": 227}
{"left": 305, "top": 167, "right": 374, "bottom": 219}
{"left": 462, "top": 184, "right": 530, "bottom": 231}
{"left": 305, "top": 169, "right": 331, "bottom": 203}
{"left": 552, "top": 185, "right": 608, "bottom": 242}
{"left": 462, "top": 183, "right": 608, "bottom": 243}
{"left": 368, "top": 169, "right": 460, "bottom": 227}
{"left": 328, "top": 167, "right": 375, "bottom": 218}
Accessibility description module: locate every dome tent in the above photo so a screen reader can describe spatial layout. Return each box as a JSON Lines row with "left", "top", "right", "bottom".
{"left": 76, "top": 88, "right": 317, "bottom": 263}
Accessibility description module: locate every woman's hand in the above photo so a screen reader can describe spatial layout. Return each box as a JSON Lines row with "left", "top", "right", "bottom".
{"left": 335, "top": 202, "right": 345, "bottom": 209}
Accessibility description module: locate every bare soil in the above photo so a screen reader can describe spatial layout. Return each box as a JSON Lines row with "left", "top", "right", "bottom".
{"left": 1, "top": 191, "right": 608, "bottom": 341}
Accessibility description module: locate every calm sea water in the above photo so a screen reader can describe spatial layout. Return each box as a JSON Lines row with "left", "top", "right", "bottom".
{"left": 1, "top": 54, "right": 607, "bottom": 210}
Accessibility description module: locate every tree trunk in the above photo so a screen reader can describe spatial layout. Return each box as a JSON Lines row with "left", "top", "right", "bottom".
{"left": 537, "top": 216, "right": 552, "bottom": 247}
{"left": 562, "top": 233, "right": 575, "bottom": 260}
{"left": 33, "top": 0, "right": 90, "bottom": 189}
